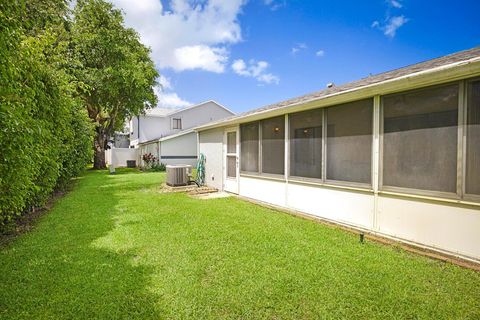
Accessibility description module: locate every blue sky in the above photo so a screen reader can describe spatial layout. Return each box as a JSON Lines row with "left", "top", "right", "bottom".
{"left": 110, "top": 0, "right": 480, "bottom": 113}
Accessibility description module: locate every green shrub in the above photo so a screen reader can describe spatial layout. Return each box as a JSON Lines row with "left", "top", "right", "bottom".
{"left": 0, "top": 0, "right": 93, "bottom": 231}
{"left": 149, "top": 162, "right": 166, "bottom": 172}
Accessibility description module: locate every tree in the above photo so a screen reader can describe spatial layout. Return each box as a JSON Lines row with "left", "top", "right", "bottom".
{"left": 71, "top": 0, "right": 159, "bottom": 169}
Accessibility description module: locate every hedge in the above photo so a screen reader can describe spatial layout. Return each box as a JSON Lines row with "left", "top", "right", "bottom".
{"left": 0, "top": 1, "right": 93, "bottom": 231}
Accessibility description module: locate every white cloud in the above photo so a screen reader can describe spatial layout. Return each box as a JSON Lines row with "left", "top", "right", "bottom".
{"left": 173, "top": 45, "right": 228, "bottom": 73}
{"left": 158, "top": 92, "right": 192, "bottom": 109}
{"left": 372, "top": 0, "right": 408, "bottom": 39}
{"left": 315, "top": 49, "right": 325, "bottom": 57}
{"left": 388, "top": 0, "right": 403, "bottom": 8}
{"left": 158, "top": 75, "right": 172, "bottom": 90}
{"left": 291, "top": 43, "right": 307, "bottom": 55}
{"left": 263, "top": 0, "right": 286, "bottom": 11}
{"left": 110, "top": 0, "right": 245, "bottom": 72}
{"left": 383, "top": 15, "right": 408, "bottom": 37}
{"left": 153, "top": 75, "right": 192, "bottom": 109}
{"left": 231, "top": 59, "right": 249, "bottom": 76}
{"left": 153, "top": 84, "right": 192, "bottom": 109}
{"left": 232, "top": 59, "right": 279, "bottom": 84}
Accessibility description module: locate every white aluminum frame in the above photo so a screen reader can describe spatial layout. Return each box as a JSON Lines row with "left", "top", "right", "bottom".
{"left": 224, "top": 126, "right": 240, "bottom": 194}
{"left": 379, "top": 81, "right": 463, "bottom": 200}
{"left": 237, "top": 77, "right": 480, "bottom": 205}
{"left": 463, "top": 77, "right": 480, "bottom": 202}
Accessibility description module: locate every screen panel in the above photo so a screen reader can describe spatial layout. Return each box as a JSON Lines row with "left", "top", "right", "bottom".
{"left": 382, "top": 84, "right": 458, "bottom": 193}
{"left": 326, "top": 99, "right": 373, "bottom": 184}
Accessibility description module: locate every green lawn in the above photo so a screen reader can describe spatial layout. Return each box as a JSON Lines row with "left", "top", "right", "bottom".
{"left": 1, "top": 169, "right": 479, "bottom": 319}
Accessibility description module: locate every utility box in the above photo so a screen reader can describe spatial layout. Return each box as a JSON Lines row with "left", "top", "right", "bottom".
{"left": 166, "top": 165, "right": 191, "bottom": 186}
{"left": 126, "top": 160, "right": 136, "bottom": 168}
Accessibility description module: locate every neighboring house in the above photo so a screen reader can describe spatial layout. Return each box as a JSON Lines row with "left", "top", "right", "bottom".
{"left": 196, "top": 47, "right": 480, "bottom": 263}
{"left": 132, "top": 100, "right": 234, "bottom": 166}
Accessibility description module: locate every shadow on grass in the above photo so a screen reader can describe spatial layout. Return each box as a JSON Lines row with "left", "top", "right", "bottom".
{"left": 0, "top": 170, "right": 162, "bottom": 319}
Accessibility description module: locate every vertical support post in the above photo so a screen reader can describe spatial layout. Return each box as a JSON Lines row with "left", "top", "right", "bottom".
{"left": 284, "top": 114, "right": 289, "bottom": 181}
{"left": 322, "top": 108, "right": 327, "bottom": 182}
{"left": 258, "top": 121, "right": 262, "bottom": 174}
{"left": 236, "top": 125, "right": 241, "bottom": 194}
{"left": 284, "top": 114, "right": 289, "bottom": 207}
{"left": 372, "top": 95, "right": 381, "bottom": 231}
{"left": 457, "top": 81, "right": 466, "bottom": 198}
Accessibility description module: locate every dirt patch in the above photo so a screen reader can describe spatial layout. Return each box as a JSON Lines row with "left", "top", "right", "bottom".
{"left": 158, "top": 183, "right": 218, "bottom": 195}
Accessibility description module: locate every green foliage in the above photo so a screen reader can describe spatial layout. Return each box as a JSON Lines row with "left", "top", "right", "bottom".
{"left": 141, "top": 153, "right": 165, "bottom": 171}
{"left": 0, "top": 0, "right": 93, "bottom": 230}
{"left": 149, "top": 162, "right": 166, "bottom": 172}
{"left": 0, "top": 0, "right": 156, "bottom": 229}
{"left": 71, "top": 0, "right": 159, "bottom": 169}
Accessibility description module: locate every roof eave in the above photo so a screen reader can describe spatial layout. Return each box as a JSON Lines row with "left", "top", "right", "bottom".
{"left": 195, "top": 57, "right": 480, "bottom": 132}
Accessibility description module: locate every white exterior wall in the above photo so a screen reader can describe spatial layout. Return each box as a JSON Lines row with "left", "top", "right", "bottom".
{"left": 160, "top": 132, "right": 198, "bottom": 166}
{"left": 106, "top": 148, "right": 138, "bottom": 168}
{"left": 376, "top": 196, "right": 480, "bottom": 260}
{"left": 139, "top": 142, "right": 160, "bottom": 166}
{"left": 198, "top": 128, "right": 224, "bottom": 190}
{"left": 133, "top": 116, "right": 170, "bottom": 144}
{"left": 239, "top": 177, "right": 287, "bottom": 207}
{"left": 138, "top": 132, "right": 198, "bottom": 166}
{"left": 172, "top": 101, "right": 232, "bottom": 132}
{"left": 130, "top": 101, "right": 233, "bottom": 146}
{"left": 287, "top": 182, "right": 374, "bottom": 229}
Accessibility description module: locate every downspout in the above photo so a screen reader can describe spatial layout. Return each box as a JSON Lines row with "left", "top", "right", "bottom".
{"left": 137, "top": 115, "right": 140, "bottom": 141}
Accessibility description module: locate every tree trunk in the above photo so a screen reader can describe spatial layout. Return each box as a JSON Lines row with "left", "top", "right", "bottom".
{"left": 93, "top": 127, "right": 107, "bottom": 169}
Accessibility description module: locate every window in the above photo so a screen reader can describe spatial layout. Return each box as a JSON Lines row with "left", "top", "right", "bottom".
{"left": 240, "top": 122, "right": 259, "bottom": 172}
{"left": 326, "top": 99, "right": 373, "bottom": 184}
{"left": 227, "top": 132, "right": 236, "bottom": 154}
{"left": 289, "top": 109, "right": 322, "bottom": 179}
{"left": 226, "top": 132, "right": 237, "bottom": 178}
{"left": 172, "top": 118, "right": 182, "bottom": 129}
{"left": 262, "top": 116, "right": 285, "bottom": 175}
{"left": 227, "top": 156, "right": 236, "bottom": 178}
{"left": 466, "top": 80, "right": 480, "bottom": 196}
{"left": 382, "top": 84, "right": 459, "bottom": 193}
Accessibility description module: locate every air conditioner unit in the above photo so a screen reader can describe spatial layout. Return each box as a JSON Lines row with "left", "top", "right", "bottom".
{"left": 166, "top": 165, "right": 191, "bottom": 186}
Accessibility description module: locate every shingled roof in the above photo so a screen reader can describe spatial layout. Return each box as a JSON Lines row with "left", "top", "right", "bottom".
{"left": 197, "top": 46, "right": 480, "bottom": 129}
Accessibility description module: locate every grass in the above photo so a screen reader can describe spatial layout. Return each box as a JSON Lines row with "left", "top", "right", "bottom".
{"left": 1, "top": 169, "right": 479, "bottom": 319}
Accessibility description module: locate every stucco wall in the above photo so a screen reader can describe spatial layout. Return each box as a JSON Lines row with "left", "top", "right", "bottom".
{"left": 134, "top": 116, "right": 169, "bottom": 144}
{"left": 199, "top": 128, "right": 224, "bottom": 190}
{"left": 172, "top": 102, "right": 232, "bottom": 132}
{"left": 138, "top": 132, "right": 198, "bottom": 166}
{"left": 106, "top": 148, "right": 138, "bottom": 168}
{"left": 160, "top": 132, "right": 198, "bottom": 166}
{"left": 139, "top": 141, "right": 160, "bottom": 166}
{"left": 130, "top": 101, "right": 233, "bottom": 145}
